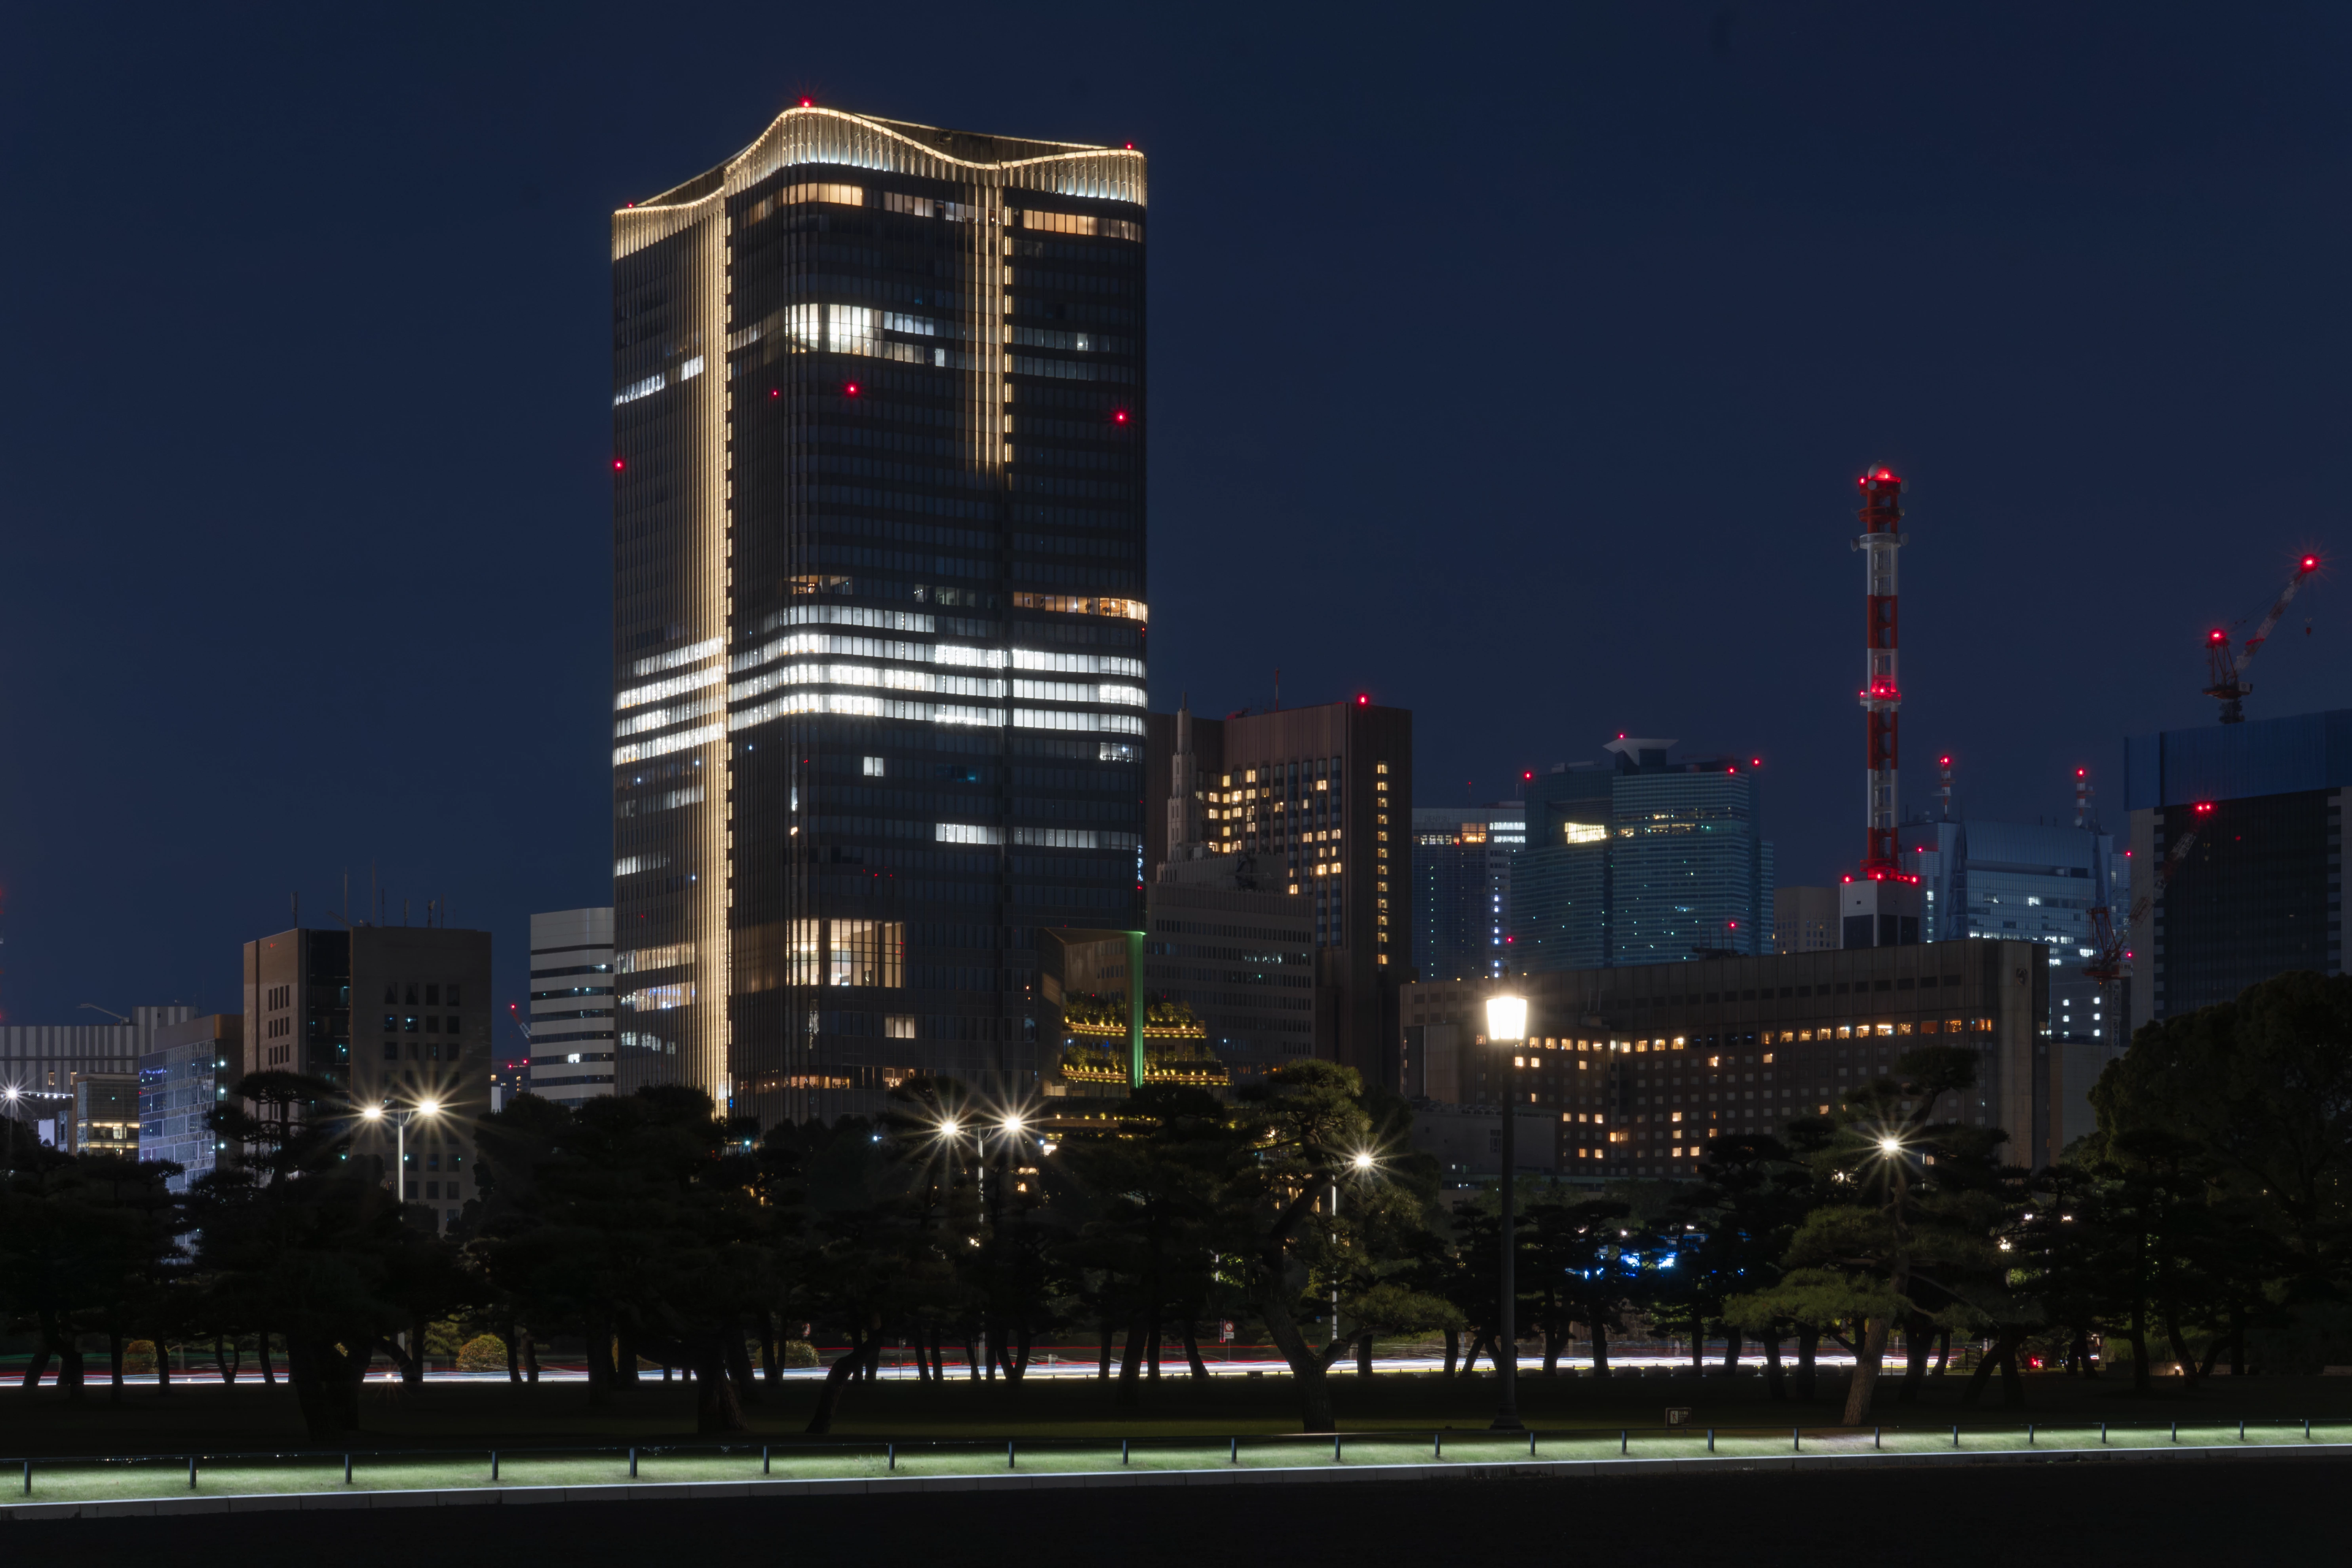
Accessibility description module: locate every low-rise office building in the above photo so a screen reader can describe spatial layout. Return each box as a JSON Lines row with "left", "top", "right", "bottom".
{"left": 138, "top": 1014, "right": 240, "bottom": 1190}
{"left": 528, "top": 907, "right": 617, "bottom": 1106}
{"left": 1404, "top": 938, "right": 2057, "bottom": 1176}
{"left": 243, "top": 925, "right": 492, "bottom": 1231}
{"left": 4, "top": 1006, "right": 193, "bottom": 1136}
{"left": 66, "top": 1073, "right": 138, "bottom": 1157}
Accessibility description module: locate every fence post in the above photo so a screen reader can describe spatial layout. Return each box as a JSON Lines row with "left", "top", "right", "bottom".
{"left": 188, "top": 1456, "right": 198, "bottom": 1489}
{"left": 1121, "top": 1438, "right": 1129, "bottom": 1466}
{"left": 629, "top": 1446, "right": 639, "bottom": 1478}
{"left": 2171, "top": 1421, "right": 2178, "bottom": 1444}
{"left": 1527, "top": 1431, "right": 1536, "bottom": 1458}
{"left": 1433, "top": 1432, "right": 1441, "bottom": 1460}
{"left": 1707, "top": 1429, "right": 1715, "bottom": 1454}
{"left": 1793, "top": 1427, "right": 1800, "bottom": 1453}
{"left": 2305, "top": 1418, "right": 2312, "bottom": 1442}
{"left": 1620, "top": 1429, "right": 1627, "bottom": 1455}
{"left": 1008, "top": 1441, "right": 1015, "bottom": 1469}
{"left": 762, "top": 1445, "right": 770, "bottom": 1476}
{"left": 1233, "top": 1437, "right": 1240, "bottom": 1464}
{"left": 1334, "top": 1436, "right": 1342, "bottom": 1463}
{"left": 2238, "top": 1420, "right": 2245, "bottom": 1443}
{"left": 1952, "top": 1425, "right": 1959, "bottom": 1448}
{"left": 344, "top": 1452, "right": 353, "bottom": 1484}
{"left": 1874, "top": 1427, "right": 1881, "bottom": 1451}
{"left": 491, "top": 1450, "right": 500, "bottom": 1482}
{"left": 21, "top": 1459, "right": 29, "bottom": 1496}
{"left": 888, "top": 1443, "right": 896, "bottom": 1472}
{"left": 2028, "top": 1424, "right": 2034, "bottom": 1446}
{"left": 2101, "top": 1422, "right": 2107, "bottom": 1445}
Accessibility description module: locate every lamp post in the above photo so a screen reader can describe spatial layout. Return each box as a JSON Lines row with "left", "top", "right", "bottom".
{"left": 360, "top": 1098, "right": 442, "bottom": 1210}
{"left": 1486, "top": 993, "right": 1529, "bottom": 1431}
{"left": 2, "top": 1085, "right": 19, "bottom": 1184}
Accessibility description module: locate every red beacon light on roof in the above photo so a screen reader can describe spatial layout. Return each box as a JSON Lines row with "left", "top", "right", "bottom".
{"left": 2303, "top": 556, "right": 2320, "bottom": 571}
{"left": 612, "top": 458, "right": 625, "bottom": 472}
{"left": 799, "top": 97, "right": 814, "bottom": 107}
{"left": 1356, "top": 694, "right": 1369, "bottom": 706}
{"left": 2194, "top": 801, "right": 2216, "bottom": 814}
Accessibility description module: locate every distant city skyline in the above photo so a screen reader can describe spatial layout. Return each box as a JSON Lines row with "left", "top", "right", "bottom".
{"left": 7, "top": 11, "right": 2350, "bottom": 1029}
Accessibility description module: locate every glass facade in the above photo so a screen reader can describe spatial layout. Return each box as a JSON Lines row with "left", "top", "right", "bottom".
{"left": 1511, "top": 742, "right": 1772, "bottom": 973}
{"left": 2154, "top": 789, "right": 2338, "bottom": 1017}
{"left": 2125, "top": 710, "right": 2351, "bottom": 1033}
{"left": 1410, "top": 805, "right": 1525, "bottom": 983}
{"left": 612, "top": 110, "right": 1147, "bottom": 1124}
{"left": 137, "top": 1015, "right": 236, "bottom": 1192}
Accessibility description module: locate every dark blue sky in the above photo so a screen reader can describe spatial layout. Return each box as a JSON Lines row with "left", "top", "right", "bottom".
{"left": 5, "top": 2, "right": 2348, "bottom": 1025}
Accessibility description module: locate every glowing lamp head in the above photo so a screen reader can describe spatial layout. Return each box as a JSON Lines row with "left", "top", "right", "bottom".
{"left": 940, "top": 1118, "right": 961, "bottom": 1138}
{"left": 1001, "top": 1115, "right": 1025, "bottom": 1135}
{"left": 359, "top": 1104, "right": 383, "bottom": 1121}
{"left": 1112, "top": 409, "right": 1128, "bottom": 424}
{"left": 1352, "top": 1151, "right": 1375, "bottom": 1171}
{"left": 417, "top": 1100, "right": 440, "bottom": 1117}
{"left": 1485, "top": 994, "right": 1529, "bottom": 1045}
{"left": 1879, "top": 1136, "right": 1903, "bottom": 1156}
{"left": 799, "top": 97, "right": 813, "bottom": 107}
{"left": 2210, "top": 629, "right": 2227, "bottom": 643}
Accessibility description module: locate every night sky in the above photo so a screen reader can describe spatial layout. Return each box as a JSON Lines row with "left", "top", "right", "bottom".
{"left": 6, "top": 3, "right": 2348, "bottom": 1026}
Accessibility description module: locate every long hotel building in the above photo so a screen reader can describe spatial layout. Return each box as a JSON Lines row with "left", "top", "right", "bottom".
{"left": 611, "top": 107, "right": 1148, "bottom": 1125}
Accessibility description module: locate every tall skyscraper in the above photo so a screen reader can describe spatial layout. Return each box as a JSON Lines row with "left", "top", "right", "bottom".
{"left": 1410, "top": 803, "right": 1526, "bottom": 983}
{"left": 1512, "top": 738, "right": 1773, "bottom": 972}
{"left": 1144, "top": 696, "right": 1413, "bottom": 1086}
{"left": 612, "top": 108, "right": 1148, "bottom": 1125}
{"left": 2125, "top": 708, "right": 2352, "bottom": 1034}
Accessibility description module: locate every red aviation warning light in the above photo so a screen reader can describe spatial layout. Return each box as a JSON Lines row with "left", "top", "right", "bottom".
{"left": 1356, "top": 694, "right": 1370, "bottom": 706}
{"left": 612, "top": 459, "right": 625, "bottom": 472}
{"left": 844, "top": 382, "right": 861, "bottom": 397}
{"left": 1112, "top": 409, "right": 1129, "bottom": 424}
{"left": 2206, "top": 551, "right": 2325, "bottom": 723}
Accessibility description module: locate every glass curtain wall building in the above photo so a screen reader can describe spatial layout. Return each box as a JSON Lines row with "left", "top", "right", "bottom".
{"left": 612, "top": 109, "right": 1148, "bottom": 1125}
{"left": 1410, "top": 804, "right": 1525, "bottom": 983}
{"left": 1511, "top": 739, "right": 1772, "bottom": 972}
{"left": 2126, "top": 708, "right": 2352, "bottom": 1034}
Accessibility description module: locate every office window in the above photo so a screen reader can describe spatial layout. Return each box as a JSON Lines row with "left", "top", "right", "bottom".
{"left": 383, "top": 1042, "right": 398, "bottom": 1061}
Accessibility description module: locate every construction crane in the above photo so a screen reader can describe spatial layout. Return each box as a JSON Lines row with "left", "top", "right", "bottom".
{"left": 2083, "top": 809, "right": 2206, "bottom": 1012}
{"left": 2205, "top": 554, "right": 2320, "bottom": 723}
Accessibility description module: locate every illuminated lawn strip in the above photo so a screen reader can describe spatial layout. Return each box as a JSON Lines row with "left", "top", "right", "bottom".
{"left": 10, "top": 1423, "right": 2341, "bottom": 1506}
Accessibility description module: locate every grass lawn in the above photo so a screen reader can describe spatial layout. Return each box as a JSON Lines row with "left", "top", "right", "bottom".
{"left": 7, "top": 1408, "right": 2348, "bottom": 1507}
{"left": 9, "top": 1365, "right": 2352, "bottom": 1483}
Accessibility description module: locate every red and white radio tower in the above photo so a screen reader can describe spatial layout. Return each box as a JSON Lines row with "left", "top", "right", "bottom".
{"left": 1842, "top": 466, "right": 1924, "bottom": 948}
{"left": 1858, "top": 467, "right": 1905, "bottom": 876}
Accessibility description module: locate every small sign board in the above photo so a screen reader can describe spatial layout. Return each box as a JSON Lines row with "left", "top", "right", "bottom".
{"left": 1665, "top": 1407, "right": 1694, "bottom": 1426}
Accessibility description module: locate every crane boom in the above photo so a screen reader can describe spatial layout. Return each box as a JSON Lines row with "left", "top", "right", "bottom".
{"left": 2083, "top": 825, "right": 2199, "bottom": 994}
{"left": 2206, "top": 555, "right": 2320, "bottom": 723}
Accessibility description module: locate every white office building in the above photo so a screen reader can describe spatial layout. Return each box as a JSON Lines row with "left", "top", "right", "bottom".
{"left": 527, "top": 908, "right": 615, "bottom": 1106}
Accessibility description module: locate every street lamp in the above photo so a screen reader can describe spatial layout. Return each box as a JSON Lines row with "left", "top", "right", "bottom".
{"left": 360, "top": 1099, "right": 442, "bottom": 1212}
{"left": 2, "top": 1085, "right": 19, "bottom": 1184}
{"left": 1486, "top": 993, "right": 1529, "bottom": 1431}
